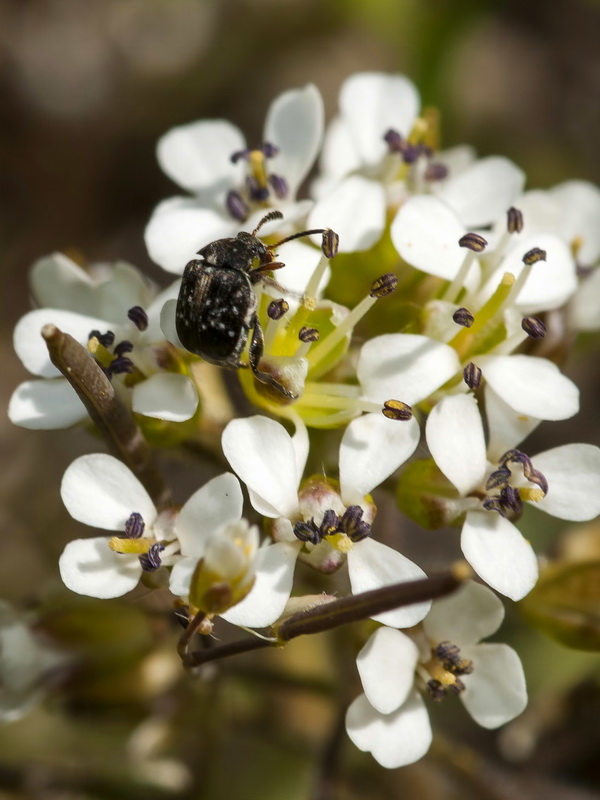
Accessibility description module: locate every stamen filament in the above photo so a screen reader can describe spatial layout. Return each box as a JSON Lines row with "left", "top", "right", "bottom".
{"left": 306, "top": 294, "right": 377, "bottom": 368}
{"left": 442, "top": 251, "right": 477, "bottom": 304}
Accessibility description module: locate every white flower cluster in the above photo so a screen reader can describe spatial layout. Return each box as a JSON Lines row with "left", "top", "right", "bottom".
{"left": 8, "top": 71, "right": 600, "bottom": 767}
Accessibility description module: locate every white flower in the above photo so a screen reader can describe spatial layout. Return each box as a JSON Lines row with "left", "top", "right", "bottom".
{"left": 145, "top": 84, "right": 324, "bottom": 273}
{"left": 9, "top": 253, "right": 198, "bottom": 430}
{"left": 309, "top": 72, "right": 524, "bottom": 254}
{"left": 222, "top": 413, "right": 430, "bottom": 628}
{"left": 425, "top": 393, "right": 600, "bottom": 600}
{"left": 58, "top": 454, "right": 291, "bottom": 628}
{"left": 0, "top": 601, "right": 64, "bottom": 723}
{"left": 346, "top": 581, "right": 527, "bottom": 768}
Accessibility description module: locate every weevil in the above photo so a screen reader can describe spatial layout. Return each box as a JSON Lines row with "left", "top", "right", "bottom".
{"left": 175, "top": 210, "right": 326, "bottom": 398}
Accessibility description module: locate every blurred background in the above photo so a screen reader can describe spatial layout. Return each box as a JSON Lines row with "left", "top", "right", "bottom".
{"left": 1, "top": 0, "right": 600, "bottom": 798}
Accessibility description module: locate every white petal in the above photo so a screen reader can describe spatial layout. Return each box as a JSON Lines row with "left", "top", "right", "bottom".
{"left": 461, "top": 643, "right": 527, "bottom": 728}
{"left": 317, "top": 115, "right": 361, "bottom": 184}
{"left": 478, "top": 355, "right": 579, "bottom": 421}
{"left": 8, "top": 379, "right": 85, "bottom": 429}
{"left": 426, "top": 395, "right": 487, "bottom": 496}
{"left": 391, "top": 196, "right": 466, "bottom": 280}
{"left": 132, "top": 373, "right": 198, "bottom": 422}
{"left": 145, "top": 197, "right": 233, "bottom": 273}
{"left": 569, "top": 267, "right": 600, "bottom": 332}
{"left": 357, "top": 628, "right": 420, "bottom": 714}
{"left": 61, "top": 453, "right": 157, "bottom": 530}
{"left": 461, "top": 511, "right": 538, "bottom": 601}
{"left": 30, "top": 252, "right": 95, "bottom": 313}
{"left": 270, "top": 240, "right": 327, "bottom": 300}
{"left": 435, "top": 157, "right": 525, "bottom": 228}
{"left": 531, "top": 444, "right": 600, "bottom": 521}
{"left": 345, "top": 691, "right": 432, "bottom": 769}
{"left": 482, "top": 234, "right": 577, "bottom": 314}
{"left": 485, "top": 386, "right": 541, "bottom": 462}
{"left": 13, "top": 308, "right": 108, "bottom": 378}
{"left": 159, "top": 298, "right": 184, "bottom": 348}
{"left": 290, "top": 415, "right": 310, "bottom": 482}
{"left": 339, "top": 73, "right": 420, "bottom": 166}
{"left": 265, "top": 84, "right": 323, "bottom": 197}
{"left": 157, "top": 120, "right": 244, "bottom": 194}
{"left": 176, "top": 473, "right": 243, "bottom": 557}
{"left": 95, "top": 261, "right": 153, "bottom": 324}
{"left": 169, "top": 556, "right": 199, "bottom": 597}
{"left": 358, "top": 334, "right": 461, "bottom": 406}
{"left": 308, "top": 176, "right": 386, "bottom": 253}
{"left": 551, "top": 180, "right": 600, "bottom": 265}
{"left": 222, "top": 416, "right": 300, "bottom": 518}
{"left": 423, "top": 580, "right": 505, "bottom": 646}
{"left": 348, "top": 539, "right": 431, "bottom": 628}
{"left": 340, "top": 413, "right": 420, "bottom": 505}
{"left": 221, "top": 541, "right": 300, "bottom": 627}
{"left": 59, "top": 537, "right": 142, "bottom": 598}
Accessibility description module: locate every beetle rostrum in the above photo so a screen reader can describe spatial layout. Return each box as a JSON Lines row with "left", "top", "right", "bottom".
{"left": 175, "top": 210, "right": 327, "bottom": 399}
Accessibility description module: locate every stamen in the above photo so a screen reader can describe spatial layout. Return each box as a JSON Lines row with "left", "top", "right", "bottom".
{"left": 246, "top": 175, "right": 269, "bottom": 202}
{"left": 370, "top": 273, "right": 398, "bottom": 298}
{"left": 424, "top": 162, "right": 448, "bottom": 182}
{"left": 521, "top": 316, "right": 546, "bottom": 339}
{"left": 114, "top": 340, "right": 134, "bottom": 358}
{"left": 522, "top": 247, "right": 547, "bottom": 266}
{"left": 139, "top": 543, "right": 165, "bottom": 572}
{"left": 339, "top": 506, "right": 371, "bottom": 542}
{"left": 298, "top": 327, "right": 319, "bottom": 343}
{"left": 293, "top": 519, "right": 323, "bottom": 545}
{"left": 226, "top": 190, "right": 249, "bottom": 222}
{"left": 124, "top": 512, "right": 145, "bottom": 539}
{"left": 127, "top": 306, "right": 148, "bottom": 332}
{"left": 427, "top": 679, "right": 446, "bottom": 701}
{"left": 499, "top": 450, "right": 548, "bottom": 495}
{"left": 452, "top": 307, "right": 474, "bottom": 328}
{"left": 267, "top": 298, "right": 289, "bottom": 321}
{"left": 89, "top": 329, "right": 115, "bottom": 348}
{"left": 230, "top": 148, "right": 252, "bottom": 164}
{"left": 459, "top": 233, "right": 488, "bottom": 253}
{"left": 110, "top": 356, "right": 135, "bottom": 375}
{"left": 384, "top": 128, "right": 404, "bottom": 154}
{"left": 382, "top": 399, "right": 413, "bottom": 421}
{"left": 322, "top": 228, "right": 339, "bottom": 259}
{"left": 507, "top": 207, "right": 524, "bottom": 234}
{"left": 435, "top": 641, "right": 474, "bottom": 675}
{"left": 261, "top": 141, "right": 279, "bottom": 159}
{"left": 306, "top": 278, "right": 396, "bottom": 369}
{"left": 463, "top": 362, "right": 482, "bottom": 390}
{"left": 485, "top": 467, "right": 511, "bottom": 490}
{"left": 268, "top": 173, "right": 288, "bottom": 199}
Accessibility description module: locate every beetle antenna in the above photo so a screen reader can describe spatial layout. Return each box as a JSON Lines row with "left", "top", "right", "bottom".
{"left": 252, "top": 210, "right": 284, "bottom": 236}
{"left": 268, "top": 228, "right": 327, "bottom": 249}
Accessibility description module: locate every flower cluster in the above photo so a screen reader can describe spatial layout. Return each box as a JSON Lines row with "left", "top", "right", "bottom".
{"left": 8, "top": 71, "right": 600, "bottom": 770}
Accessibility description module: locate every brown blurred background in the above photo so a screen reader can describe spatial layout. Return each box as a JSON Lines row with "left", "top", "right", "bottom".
{"left": 1, "top": 1, "right": 600, "bottom": 797}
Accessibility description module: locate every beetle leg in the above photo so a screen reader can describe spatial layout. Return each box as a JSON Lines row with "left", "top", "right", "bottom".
{"left": 248, "top": 317, "right": 298, "bottom": 399}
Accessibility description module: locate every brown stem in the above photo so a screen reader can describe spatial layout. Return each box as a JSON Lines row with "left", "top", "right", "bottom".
{"left": 277, "top": 571, "right": 460, "bottom": 642}
{"left": 42, "top": 324, "right": 171, "bottom": 508}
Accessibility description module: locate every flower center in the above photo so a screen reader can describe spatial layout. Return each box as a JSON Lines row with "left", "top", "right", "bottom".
{"left": 481, "top": 449, "right": 548, "bottom": 518}
{"left": 107, "top": 512, "right": 173, "bottom": 572}
{"left": 293, "top": 505, "right": 371, "bottom": 552}
{"left": 226, "top": 142, "right": 288, "bottom": 222}
{"left": 422, "top": 640, "right": 474, "bottom": 700}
